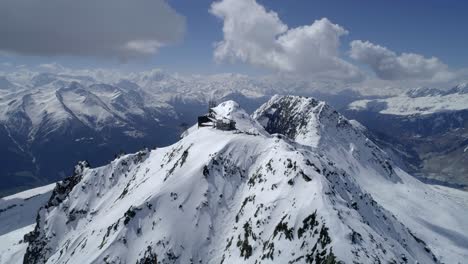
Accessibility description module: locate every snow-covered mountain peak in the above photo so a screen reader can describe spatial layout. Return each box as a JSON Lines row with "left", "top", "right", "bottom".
{"left": 253, "top": 95, "right": 362, "bottom": 148}
{"left": 405, "top": 87, "right": 444, "bottom": 98}
{"left": 253, "top": 95, "right": 323, "bottom": 147}
{"left": 210, "top": 100, "right": 242, "bottom": 119}
{"left": 21, "top": 105, "right": 450, "bottom": 263}
{"left": 210, "top": 100, "right": 267, "bottom": 135}
{"left": 1, "top": 96, "right": 467, "bottom": 264}
{"left": 458, "top": 82, "right": 468, "bottom": 90}
{"left": 254, "top": 95, "right": 401, "bottom": 184}
{"left": 446, "top": 82, "right": 468, "bottom": 95}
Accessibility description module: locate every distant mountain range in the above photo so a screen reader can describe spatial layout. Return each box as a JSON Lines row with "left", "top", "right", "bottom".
{"left": 348, "top": 83, "right": 468, "bottom": 115}
{"left": 0, "top": 72, "right": 268, "bottom": 195}
{"left": 1, "top": 96, "right": 466, "bottom": 263}
{"left": 1, "top": 69, "right": 467, "bottom": 195}
{"left": 0, "top": 71, "right": 367, "bottom": 196}
{"left": 0, "top": 73, "right": 181, "bottom": 195}
{"left": 345, "top": 85, "right": 468, "bottom": 189}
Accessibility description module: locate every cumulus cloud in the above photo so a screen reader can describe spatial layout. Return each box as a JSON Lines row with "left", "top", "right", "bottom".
{"left": 210, "top": 0, "right": 362, "bottom": 81}
{"left": 349, "top": 40, "right": 452, "bottom": 81}
{"left": 0, "top": 0, "right": 185, "bottom": 59}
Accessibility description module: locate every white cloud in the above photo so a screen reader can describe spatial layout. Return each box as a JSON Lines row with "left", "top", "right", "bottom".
{"left": 210, "top": 0, "right": 362, "bottom": 81}
{"left": 124, "top": 41, "right": 162, "bottom": 55}
{"left": 350, "top": 40, "right": 451, "bottom": 81}
{"left": 0, "top": 0, "right": 185, "bottom": 59}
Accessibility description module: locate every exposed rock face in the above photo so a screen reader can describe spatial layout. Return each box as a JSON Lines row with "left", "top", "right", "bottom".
{"left": 23, "top": 161, "right": 90, "bottom": 264}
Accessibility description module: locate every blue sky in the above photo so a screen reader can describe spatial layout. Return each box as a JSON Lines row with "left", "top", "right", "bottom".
{"left": 171, "top": 0, "right": 468, "bottom": 73}
{"left": 259, "top": 0, "right": 468, "bottom": 66}
{"left": 1, "top": 0, "right": 467, "bottom": 79}
{"left": 180, "top": 0, "right": 468, "bottom": 68}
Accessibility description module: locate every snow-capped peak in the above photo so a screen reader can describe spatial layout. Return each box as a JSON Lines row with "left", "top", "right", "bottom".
{"left": 253, "top": 95, "right": 368, "bottom": 149}
{"left": 446, "top": 82, "right": 468, "bottom": 95}
{"left": 405, "top": 87, "right": 444, "bottom": 98}
{"left": 254, "top": 95, "right": 400, "bottom": 183}
{"left": 2, "top": 96, "right": 466, "bottom": 264}
{"left": 253, "top": 95, "right": 323, "bottom": 146}
{"left": 211, "top": 100, "right": 267, "bottom": 135}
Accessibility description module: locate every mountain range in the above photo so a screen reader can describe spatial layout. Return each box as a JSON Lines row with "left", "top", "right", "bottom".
{"left": 0, "top": 71, "right": 367, "bottom": 196}
{"left": 1, "top": 69, "right": 468, "bottom": 195}
{"left": 0, "top": 96, "right": 466, "bottom": 263}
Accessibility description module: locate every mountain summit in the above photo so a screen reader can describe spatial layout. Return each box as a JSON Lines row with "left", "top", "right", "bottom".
{"left": 2, "top": 96, "right": 465, "bottom": 263}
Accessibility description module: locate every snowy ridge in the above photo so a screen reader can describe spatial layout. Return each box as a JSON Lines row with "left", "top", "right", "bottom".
{"left": 8, "top": 96, "right": 465, "bottom": 264}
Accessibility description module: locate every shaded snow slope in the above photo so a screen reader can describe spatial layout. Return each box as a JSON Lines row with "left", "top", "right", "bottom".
{"left": 16, "top": 99, "right": 464, "bottom": 264}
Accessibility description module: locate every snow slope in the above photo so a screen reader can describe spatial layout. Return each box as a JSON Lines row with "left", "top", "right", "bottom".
{"left": 13, "top": 96, "right": 466, "bottom": 264}
{"left": 0, "top": 184, "right": 55, "bottom": 264}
